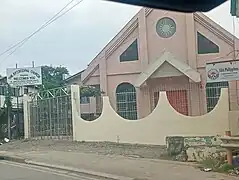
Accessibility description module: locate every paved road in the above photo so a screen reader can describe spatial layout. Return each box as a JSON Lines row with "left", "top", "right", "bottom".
{"left": 0, "top": 161, "right": 99, "bottom": 180}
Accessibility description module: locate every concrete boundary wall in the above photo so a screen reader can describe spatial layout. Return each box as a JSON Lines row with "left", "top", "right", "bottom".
{"left": 71, "top": 85, "right": 230, "bottom": 145}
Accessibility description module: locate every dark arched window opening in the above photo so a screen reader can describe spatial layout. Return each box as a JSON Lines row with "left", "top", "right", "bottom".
{"left": 116, "top": 83, "right": 137, "bottom": 120}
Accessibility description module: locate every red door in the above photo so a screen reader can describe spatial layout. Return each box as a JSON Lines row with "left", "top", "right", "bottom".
{"left": 166, "top": 90, "right": 188, "bottom": 115}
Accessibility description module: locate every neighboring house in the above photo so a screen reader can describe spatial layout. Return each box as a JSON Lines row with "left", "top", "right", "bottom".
{"left": 0, "top": 76, "right": 38, "bottom": 137}
{"left": 0, "top": 76, "right": 37, "bottom": 109}
{"left": 64, "top": 70, "right": 101, "bottom": 119}
{"left": 66, "top": 8, "right": 239, "bottom": 119}
{"left": 63, "top": 69, "right": 85, "bottom": 86}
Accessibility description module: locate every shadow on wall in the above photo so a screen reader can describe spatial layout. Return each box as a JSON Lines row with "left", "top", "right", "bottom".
{"left": 72, "top": 87, "right": 230, "bottom": 145}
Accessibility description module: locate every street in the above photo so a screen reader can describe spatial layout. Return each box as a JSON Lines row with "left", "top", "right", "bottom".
{"left": 0, "top": 161, "right": 99, "bottom": 180}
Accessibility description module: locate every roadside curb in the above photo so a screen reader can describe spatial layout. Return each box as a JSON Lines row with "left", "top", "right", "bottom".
{"left": 0, "top": 155, "right": 26, "bottom": 164}
{"left": 25, "top": 160, "right": 134, "bottom": 180}
{"left": 131, "top": 157, "right": 198, "bottom": 167}
{"left": 0, "top": 154, "right": 133, "bottom": 180}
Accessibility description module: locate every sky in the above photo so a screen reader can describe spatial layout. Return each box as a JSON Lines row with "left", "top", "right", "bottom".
{"left": 0, "top": 0, "right": 237, "bottom": 76}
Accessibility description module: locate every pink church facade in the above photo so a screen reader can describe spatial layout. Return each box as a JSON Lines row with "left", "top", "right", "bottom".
{"left": 66, "top": 8, "right": 239, "bottom": 119}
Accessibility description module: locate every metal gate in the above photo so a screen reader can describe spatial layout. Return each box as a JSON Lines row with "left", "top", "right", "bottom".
{"left": 28, "top": 86, "right": 72, "bottom": 139}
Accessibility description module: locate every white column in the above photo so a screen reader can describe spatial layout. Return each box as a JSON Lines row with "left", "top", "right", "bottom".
{"left": 23, "top": 95, "right": 30, "bottom": 139}
{"left": 71, "top": 85, "right": 80, "bottom": 141}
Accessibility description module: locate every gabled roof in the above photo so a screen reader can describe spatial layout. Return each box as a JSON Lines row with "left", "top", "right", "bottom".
{"left": 80, "top": 8, "right": 144, "bottom": 82}
{"left": 194, "top": 12, "right": 237, "bottom": 47}
{"left": 134, "top": 51, "right": 201, "bottom": 88}
{"left": 64, "top": 69, "right": 85, "bottom": 82}
{"left": 76, "top": 8, "right": 238, "bottom": 82}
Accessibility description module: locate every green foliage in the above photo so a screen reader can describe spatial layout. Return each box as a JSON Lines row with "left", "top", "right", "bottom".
{"left": 4, "top": 84, "right": 13, "bottom": 109}
{"left": 198, "top": 153, "right": 225, "bottom": 171}
{"left": 0, "top": 108, "right": 6, "bottom": 120}
{"left": 0, "top": 84, "right": 12, "bottom": 137}
{"left": 41, "top": 65, "right": 69, "bottom": 90}
{"left": 219, "top": 163, "right": 236, "bottom": 172}
{"left": 0, "top": 108, "right": 7, "bottom": 128}
{"left": 80, "top": 86, "right": 102, "bottom": 97}
{"left": 198, "top": 153, "right": 238, "bottom": 173}
{"left": 40, "top": 65, "right": 102, "bottom": 97}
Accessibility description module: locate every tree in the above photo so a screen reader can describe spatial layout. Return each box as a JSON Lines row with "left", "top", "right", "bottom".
{"left": 0, "top": 108, "right": 6, "bottom": 123}
{"left": 0, "top": 85, "right": 12, "bottom": 139}
{"left": 41, "top": 65, "right": 69, "bottom": 90}
{"left": 0, "top": 85, "right": 12, "bottom": 119}
{"left": 0, "top": 108, "right": 7, "bottom": 138}
{"left": 80, "top": 86, "right": 102, "bottom": 97}
{"left": 40, "top": 65, "right": 102, "bottom": 96}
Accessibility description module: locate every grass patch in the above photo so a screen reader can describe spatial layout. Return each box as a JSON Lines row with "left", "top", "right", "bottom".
{"left": 198, "top": 154, "right": 238, "bottom": 174}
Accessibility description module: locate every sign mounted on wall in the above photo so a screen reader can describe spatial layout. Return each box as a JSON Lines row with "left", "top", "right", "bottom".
{"left": 206, "top": 61, "right": 239, "bottom": 83}
{"left": 6, "top": 67, "right": 42, "bottom": 87}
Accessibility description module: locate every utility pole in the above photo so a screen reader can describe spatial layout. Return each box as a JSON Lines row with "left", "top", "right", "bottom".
{"left": 7, "top": 104, "right": 11, "bottom": 139}
{"left": 15, "top": 63, "right": 20, "bottom": 138}
{"left": 7, "top": 85, "right": 11, "bottom": 140}
{"left": 16, "top": 86, "right": 20, "bottom": 138}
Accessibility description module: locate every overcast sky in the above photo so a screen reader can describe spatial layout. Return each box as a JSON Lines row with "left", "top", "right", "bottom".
{"left": 0, "top": 0, "right": 237, "bottom": 76}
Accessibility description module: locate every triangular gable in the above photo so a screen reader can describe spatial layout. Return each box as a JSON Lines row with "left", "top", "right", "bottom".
{"left": 151, "top": 62, "right": 183, "bottom": 78}
{"left": 81, "top": 11, "right": 140, "bottom": 83}
{"left": 194, "top": 13, "right": 237, "bottom": 46}
{"left": 82, "top": 9, "right": 237, "bottom": 83}
{"left": 134, "top": 51, "right": 201, "bottom": 88}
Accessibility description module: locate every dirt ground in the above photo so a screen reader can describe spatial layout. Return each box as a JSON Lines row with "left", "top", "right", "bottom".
{"left": 0, "top": 139, "right": 167, "bottom": 159}
{"left": 1, "top": 139, "right": 238, "bottom": 179}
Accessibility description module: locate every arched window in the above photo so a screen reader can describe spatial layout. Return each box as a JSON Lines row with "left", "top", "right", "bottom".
{"left": 206, "top": 81, "right": 229, "bottom": 112}
{"left": 116, "top": 83, "right": 137, "bottom": 120}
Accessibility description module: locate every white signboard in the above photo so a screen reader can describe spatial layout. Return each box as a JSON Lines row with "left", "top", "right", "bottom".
{"left": 7, "top": 67, "right": 42, "bottom": 87}
{"left": 206, "top": 61, "right": 239, "bottom": 83}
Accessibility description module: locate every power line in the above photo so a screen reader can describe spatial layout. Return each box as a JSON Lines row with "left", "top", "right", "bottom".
{"left": 0, "top": 0, "right": 75, "bottom": 58}
{"left": 0, "top": 0, "right": 83, "bottom": 63}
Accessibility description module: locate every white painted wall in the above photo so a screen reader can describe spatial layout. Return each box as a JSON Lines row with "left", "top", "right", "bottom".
{"left": 23, "top": 85, "right": 239, "bottom": 145}
{"left": 72, "top": 86, "right": 231, "bottom": 145}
